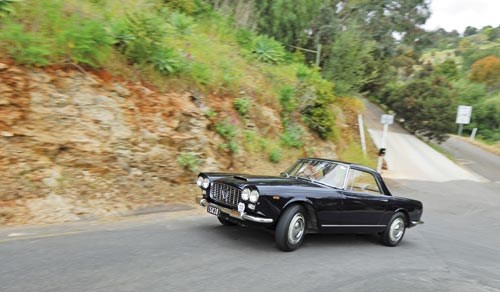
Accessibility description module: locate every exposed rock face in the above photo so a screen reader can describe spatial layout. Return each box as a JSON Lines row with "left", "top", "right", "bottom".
{"left": 0, "top": 65, "right": 337, "bottom": 225}
{"left": 0, "top": 66, "right": 227, "bottom": 224}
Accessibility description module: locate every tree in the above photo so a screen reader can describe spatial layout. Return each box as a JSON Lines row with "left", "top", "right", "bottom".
{"left": 254, "top": 0, "right": 324, "bottom": 47}
{"left": 464, "top": 26, "right": 478, "bottom": 36}
{"left": 390, "top": 77, "right": 457, "bottom": 142}
{"left": 434, "top": 59, "right": 459, "bottom": 80}
{"left": 469, "top": 55, "right": 500, "bottom": 89}
{"left": 323, "top": 27, "right": 376, "bottom": 96}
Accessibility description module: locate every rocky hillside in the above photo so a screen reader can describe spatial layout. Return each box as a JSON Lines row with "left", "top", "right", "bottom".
{"left": 0, "top": 62, "right": 340, "bottom": 225}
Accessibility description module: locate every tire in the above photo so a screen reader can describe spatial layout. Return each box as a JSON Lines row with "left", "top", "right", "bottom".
{"left": 381, "top": 212, "right": 406, "bottom": 247}
{"left": 217, "top": 216, "right": 236, "bottom": 226}
{"left": 275, "top": 205, "right": 307, "bottom": 251}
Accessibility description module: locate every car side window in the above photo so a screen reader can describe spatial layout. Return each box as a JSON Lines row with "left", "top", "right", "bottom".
{"left": 346, "top": 169, "right": 382, "bottom": 195}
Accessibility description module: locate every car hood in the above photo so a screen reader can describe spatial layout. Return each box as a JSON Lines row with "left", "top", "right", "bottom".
{"left": 214, "top": 174, "right": 324, "bottom": 189}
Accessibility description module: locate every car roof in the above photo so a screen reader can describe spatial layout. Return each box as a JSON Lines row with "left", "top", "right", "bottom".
{"left": 299, "top": 157, "right": 377, "bottom": 173}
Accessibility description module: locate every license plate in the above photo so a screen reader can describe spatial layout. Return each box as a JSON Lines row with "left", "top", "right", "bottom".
{"left": 207, "top": 205, "right": 220, "bottom": 217}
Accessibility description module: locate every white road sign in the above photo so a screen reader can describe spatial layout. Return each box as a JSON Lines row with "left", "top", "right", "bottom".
{"left": 456, "top": 105, "right": 472, "bottom": 124}
{"left": 380, "top": 114, "right": 394, "bottom": 125}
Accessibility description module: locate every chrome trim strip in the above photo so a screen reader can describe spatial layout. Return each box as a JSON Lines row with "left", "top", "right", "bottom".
{"left": 321, "top": 224, "right": 386, "bottom": 227}
{"left": 199, "top": 198, "right": 273, "bottom": 224}
{"left": 410, "top": 220, "right": 424, "bottom": 226}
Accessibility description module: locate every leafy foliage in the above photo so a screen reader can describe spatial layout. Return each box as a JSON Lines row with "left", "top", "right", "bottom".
{"left": 153, "top": 48, "right": 183, "bottom": 75}
{"left": 169, "top": 12, "right": 194, "bottom": 34}
{"left": 233, "top": 97, "right": 250, "bottom": 117}
{"left": 252, "top": 36, "right": 285, "bottom": 64}
{"left": 0, "top": 22, "right": 50, "bottom": 65}
{"left": 281, "top": 125, "right": 304, "bottom": 148}
{"left": 268, "top": 148, "right": 282, "bottom": 163}
{"left": 215, "top": 119, "right": 239, "bottom": 154}
{"left": 390, "top": 77, "right": 457, "bottom": 142}
{"left": 469, "top": 56, "right": 500, "bottom": 88}
{"left": 434, "top": 59, "right": 459, "bottom": 80}
{"left": 0, "top": 0, "right": 17, "bottom": 16}
{"left": 56, "top": 16, "right": 113, "bottom": 67}
{"left": 177, "top": 152, "right": 200, "bottom": 172}
{"left": 323, "top": 28, "right": 376, "bottom": 96}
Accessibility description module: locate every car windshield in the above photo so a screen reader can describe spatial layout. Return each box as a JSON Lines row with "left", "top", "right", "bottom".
{"left": 284, "top": 159, "right": 348, "bottom": 189}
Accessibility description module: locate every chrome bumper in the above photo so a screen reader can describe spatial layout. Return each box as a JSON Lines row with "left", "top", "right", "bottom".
{"left": 197, "top": 197, "right": 273, "bottom": 224}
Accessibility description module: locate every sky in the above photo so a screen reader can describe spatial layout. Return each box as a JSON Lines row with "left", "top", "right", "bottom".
{"left": 423, "top": 0, "right": 500, "bottom": 33}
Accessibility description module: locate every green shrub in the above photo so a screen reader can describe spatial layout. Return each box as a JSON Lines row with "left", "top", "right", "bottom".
{"left": 189, "top": 62, "right": 212, "bottom": 85}
{"left": 0, "top": 0, "right": 16, "bottom": 17}
{"left": 56, "top": 17, "right": 113, "bottom": 67}
{"left": 281, "top": 126, "right": 304, "bottom": 148}
{"left": 215, "top": 119, "right": 238, "bottom": 153}
{"left": 234, "top": 97, "right": 250, "bottom": 116}
{"left": 269, "top": 148, "right": 282, "bottom": 163}
{"left": 120, "top": 13, "right": 167, "bottom": 64}
{"left": 252, "top": 36, "right": 285, "bottom": 64}
{"left": 279, "top": 86, "right": 297, "bottom": 119}
{"left": 0, "top": 23, "right": 50, "bottom": 66}
{"left": 177, "top": 152, "right": 199, "bottom": 172}
{"left": 302, "top": 102, "right": 335, "bottom": 139}
{"left": 235, "top": 28, "right": 254, "bottom": 49}
{"left": 153, "top": 48, "right": 184, "bottom": 75}
{"left": 204, "top": 108, "right": 217, "bottom": 118}
{"left": 163, "top": 0, "right": 210, "bottom": 15}
{"left": 169, "top": 12, "right": 194, "bottom": 34}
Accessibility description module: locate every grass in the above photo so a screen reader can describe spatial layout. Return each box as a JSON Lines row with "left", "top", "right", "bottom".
{"left": 338, "top": 141, "right": 377, "bottom": 169}
{"left": 0, "top": 0, "right": 364, "bottom": 169}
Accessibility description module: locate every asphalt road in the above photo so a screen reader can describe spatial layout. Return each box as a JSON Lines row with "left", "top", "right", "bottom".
{"left": 2, "top": 100, "right": 499, "bottom": 291}
{"left": 441, "top": 136, "right": 500, "bottom": 182}
{"left": 362, "top": 99, "right": 485, "bottom": 182}
{"left": 1, "top": 179, "right": 500, "bottom": 292}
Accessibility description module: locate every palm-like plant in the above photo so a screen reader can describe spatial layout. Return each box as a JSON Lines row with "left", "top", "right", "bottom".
{"left": 0, "top": 0, "right": 17, "bottom": 17}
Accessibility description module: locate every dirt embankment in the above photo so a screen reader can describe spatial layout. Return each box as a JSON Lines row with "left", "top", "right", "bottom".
{"left": 0, "top": 63, "right": 338, "bottom": 225}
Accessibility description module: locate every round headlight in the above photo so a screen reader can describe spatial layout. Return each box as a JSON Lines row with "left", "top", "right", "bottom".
{"left": 202, "top": 178, "right": 210, "bottom": 189}
{"left": 249, "top": 190, "right": 259, "bottom": 203}
{"left": 196, "top": 176, "right": 204, "bottom": 187}
{"left": 241, "top": 188, "right": 250, "bottom": 201}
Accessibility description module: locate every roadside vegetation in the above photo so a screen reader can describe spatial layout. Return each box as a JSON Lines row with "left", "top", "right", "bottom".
{"left": 0, "top": 0, "right": 380, "bottom": 170}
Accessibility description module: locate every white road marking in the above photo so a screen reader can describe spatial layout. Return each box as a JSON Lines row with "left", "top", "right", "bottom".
{"left": 7, "top": 233, "right": 31, "bottom": 237}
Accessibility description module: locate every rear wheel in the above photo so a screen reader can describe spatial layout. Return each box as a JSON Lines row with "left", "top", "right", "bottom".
{"left": 381, "top": 212, "right": 406, "bottom": 246}
{"left": 218, "top": 216, "right": 236, "bottom": 226}
{"left": 275, "top": 205, "right": 307, "bottom": 251}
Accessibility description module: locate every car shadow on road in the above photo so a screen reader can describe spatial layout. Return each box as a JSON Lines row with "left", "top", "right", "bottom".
{"left": 200, "top": 223, "right": 395, "bottom": 251}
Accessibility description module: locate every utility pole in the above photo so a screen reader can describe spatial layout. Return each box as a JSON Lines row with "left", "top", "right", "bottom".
{"left": 288, "top": 44, "right": 322, "bottom": 67}
{"left": 358, "top": 114, "right": 367, "bottom": 156}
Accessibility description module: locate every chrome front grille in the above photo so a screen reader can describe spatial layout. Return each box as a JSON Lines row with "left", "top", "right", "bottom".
{"left": 210, "top": 182, "right": 241, "bottom": 208}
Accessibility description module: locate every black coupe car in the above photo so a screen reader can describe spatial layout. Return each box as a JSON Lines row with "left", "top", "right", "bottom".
{"left": 196, "top": 158, "right": 423, "bottom": 251}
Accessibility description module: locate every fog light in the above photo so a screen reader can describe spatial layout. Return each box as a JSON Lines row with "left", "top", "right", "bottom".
{"left": 248, "top": 204, "right": 255, "bottom": 210}
{"left": 202, "top": 190, "right": 206, "bottom": 195}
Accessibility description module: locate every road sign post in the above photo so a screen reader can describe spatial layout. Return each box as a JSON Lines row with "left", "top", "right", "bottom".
{"left": 358, "top": 114, "right": 367, "bottom": 157}
{"left": 456, "top": 105, "right": 472, "bottom": 136}
{"left": 377, "top": 114, "right": 394, "bottom": 173}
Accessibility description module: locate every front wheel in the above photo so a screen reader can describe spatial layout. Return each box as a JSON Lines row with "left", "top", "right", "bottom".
{"left": 275, "top": 205, "right": 307, "bottom": 251}
{"left": 381, "top": 212, "right": 406, "bottom": 246}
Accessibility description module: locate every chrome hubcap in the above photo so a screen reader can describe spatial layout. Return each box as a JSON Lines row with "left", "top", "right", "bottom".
{"left": 389, "top": 218, "right": 405, "bottom": 242}
{"left": 288, "top": 213, "right": 305, "bottom": 245}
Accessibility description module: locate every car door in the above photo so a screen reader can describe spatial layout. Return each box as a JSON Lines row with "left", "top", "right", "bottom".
{"left": 315, "top": 163, "right": 349, "bottom": 227}
{"left": 341, "top": 168, "right": 388, "bottom": 226}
